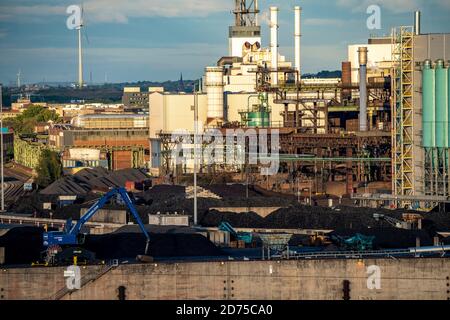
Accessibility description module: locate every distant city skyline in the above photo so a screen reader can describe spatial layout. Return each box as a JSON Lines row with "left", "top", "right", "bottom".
{"left": 0, "top": 0, "right": 449, "bottom": 84}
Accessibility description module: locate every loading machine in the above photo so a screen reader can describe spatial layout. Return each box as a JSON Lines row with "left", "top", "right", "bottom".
{"left": 42, "top": 187, "right": 151, "bottom": 265}
{"left": 219, "top": 221, "right": 253, "bottom": 245}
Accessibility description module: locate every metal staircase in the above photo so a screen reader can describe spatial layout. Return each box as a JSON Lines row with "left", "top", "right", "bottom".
{"left": 49, "top": 260, "right": 119, "bottom": 300}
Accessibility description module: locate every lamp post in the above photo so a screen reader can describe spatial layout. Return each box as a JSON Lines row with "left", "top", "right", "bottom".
{"left": 193, "top": 80, "right": 198, "bottom": 226}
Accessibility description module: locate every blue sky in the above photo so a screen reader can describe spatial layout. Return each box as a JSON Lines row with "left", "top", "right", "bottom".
{"left": 0, "top": 0, "right": 449, "bottom": 84}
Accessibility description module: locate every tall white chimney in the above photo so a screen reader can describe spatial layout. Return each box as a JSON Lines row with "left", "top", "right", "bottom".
{"left": 270, "top": 6, "right": 279, "bottom": 86}
{"left": 255, "top": 0, "right": 259, "bottom": 26}
{"left": 294, "top": 6, "right": 302, "bottom": 81}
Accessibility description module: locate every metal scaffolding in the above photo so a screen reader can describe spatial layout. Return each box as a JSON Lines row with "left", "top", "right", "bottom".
{"left": 392, "top": 26, "right": 415, "bottom": 202}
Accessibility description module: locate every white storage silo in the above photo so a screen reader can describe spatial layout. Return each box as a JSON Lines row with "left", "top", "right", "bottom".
{"left": 205, "top": 66, "right": 225, "bottom": 121}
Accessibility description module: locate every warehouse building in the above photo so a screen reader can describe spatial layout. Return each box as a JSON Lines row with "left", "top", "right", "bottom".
{"left": 71, "top": 114, "right": 148, "bottom": 129}
{"left": 122, "top": 87, "right": 150, "bottom": 110}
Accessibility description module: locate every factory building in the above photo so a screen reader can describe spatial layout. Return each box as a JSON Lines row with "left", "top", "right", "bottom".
{"left": 392, "top": 27, "right": 450, "bottom": 207}
{"left": 228, "top": 0, "right": 261, "bottom": 58}
{"left": 147, "top": 3, "right": 449, "bottom": 209}
{"left": 71, "top": 114, "right": 148, "bottom": 129}
{"left": 50, "top": 103, "right": 124, "bottom": 119}
{"left": 348, "top": 37, "right": 393, "bottom": 82}
{"left": 148, "top": 3, "right": 382, "bottom": 186}
{"left": 122, "top": 87, "right": 150, "bottom": 110}
{"left": 49, "top": 112, "right": 150, "bottom": 171}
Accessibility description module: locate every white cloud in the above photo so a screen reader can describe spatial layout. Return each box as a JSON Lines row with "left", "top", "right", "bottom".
{"left": 304, "top": 18, "right": 346, "bottom": 27}
{"left": 0, "top": 0, "right": 230, "bottom": 23}
{"left": 336, "top": 0, "right": 438, "bottom": 13}
{"left": 0, "top": 43, "right": 226, "bottom": 82}
{"left": 337, "top": 0, "right": 420, "bottom": 13}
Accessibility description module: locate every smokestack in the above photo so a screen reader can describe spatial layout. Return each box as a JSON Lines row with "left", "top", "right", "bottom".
{"left": 255, "top": 0, "right": 259, "bottom": 26}
{"left": 342, "top": 61, "right": 352, "bottom": 100}
{"left": 415, "top": 11, "right": 421, "bottom": 35}
{"left": 270, "top": 6, "right": 279, "bottom": 86}
{"left": 294, "top": 6, "right": 302, "bottom": 81}
{"left": 358, "top": 47, "right": 368, "bottom": 132}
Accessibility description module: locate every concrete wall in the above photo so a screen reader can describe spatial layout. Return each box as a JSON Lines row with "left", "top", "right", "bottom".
{"left": 148, "top": 215, "right": 189, "bottom": 226}
{"left": 80, "top": 208, "right": 127, "bottom": 225}
{"left": 1, "top": 258, "right": 449, "bottom": 300}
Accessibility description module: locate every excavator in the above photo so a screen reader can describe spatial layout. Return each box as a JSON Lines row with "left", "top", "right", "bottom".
{"left": 331, "top": 234, "right": 375, "bottom": 251}
{"left": 42, "top": 187, "right": 152, "bottom": 266}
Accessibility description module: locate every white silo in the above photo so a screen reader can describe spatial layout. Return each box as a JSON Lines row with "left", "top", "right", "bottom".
{"left": 205, "top": 66, "right": 225, "bottom": 121}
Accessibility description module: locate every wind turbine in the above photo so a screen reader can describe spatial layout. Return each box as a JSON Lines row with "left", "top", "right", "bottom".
{"left": 76, "top": 5, "right": 84, "bottom": 89}
{"left": 17, "top": 69, "right": 21, "bottom": 88}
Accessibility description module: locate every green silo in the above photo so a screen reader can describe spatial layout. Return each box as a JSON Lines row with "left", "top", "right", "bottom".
{"left": 435, "top": 60, "right": 448, "bottom": 148}
{"left": 448, "top": 61, "right": 450, "bottom": 145}
{"left": 422, "top": 60, "right": 435, "bottom": 148}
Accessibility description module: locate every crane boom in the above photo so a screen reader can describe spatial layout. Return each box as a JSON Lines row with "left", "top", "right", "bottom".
{"left": 44, "top": 187, "right": 150, "bottom": 255}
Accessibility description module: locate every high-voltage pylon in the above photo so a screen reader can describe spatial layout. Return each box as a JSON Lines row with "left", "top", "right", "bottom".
{"left": 233, "top": 0, "right": 260, "bottom": 27}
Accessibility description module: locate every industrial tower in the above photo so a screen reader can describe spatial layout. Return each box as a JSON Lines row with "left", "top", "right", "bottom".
{"left": 233, "top": 0, "right": 259, "bottom": 27}
{"left": 229, "top": 1, "right": 261, "bottom": 57}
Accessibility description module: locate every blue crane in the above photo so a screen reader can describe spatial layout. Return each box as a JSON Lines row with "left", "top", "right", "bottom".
{"left": 43, "top": 187, "right": 151, "bottom": 264}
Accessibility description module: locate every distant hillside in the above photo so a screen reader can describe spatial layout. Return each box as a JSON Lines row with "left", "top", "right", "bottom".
{"left": 2, "top": 71, "right": 341, "bottom": 106}
{"left": 2, "top": 80, "right": 195, "bottom": 105}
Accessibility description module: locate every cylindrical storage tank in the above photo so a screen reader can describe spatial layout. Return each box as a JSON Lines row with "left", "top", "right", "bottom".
{"left": 448, "top": 61, "right": 450, "bottom": 145}
{"left": 248, "top": 112, "right": 270, "bottom": 128}
{"left": 422, "top": 60, "right": 435, "bottom": 148}
{"left": 205, "top": 66, "right": 224, "bottom": 121}
{"left": 435, "top": 60, "right": 448, "bottom": 148}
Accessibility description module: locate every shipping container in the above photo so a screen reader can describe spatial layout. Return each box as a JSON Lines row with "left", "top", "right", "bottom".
{"left": 125, "top": 181, "right": 135, "bottom": 191}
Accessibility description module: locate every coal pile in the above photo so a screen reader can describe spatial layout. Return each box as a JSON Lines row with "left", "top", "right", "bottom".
{"left": 205, "top": 184, "right": 261, "bottom": 198}
{"left": 200, "top": 204, "right": 450, "bottom": 233}
{"left": 200, "top": 205, "right": 389, "bottom": 229}
{"left": 113, "top": 225, "right": 199, "bottom": 234}
{"left": 83, "top": 232, "right": 223, "bottom": 259}
{"left": 330, "top": 228, "right": 433, "bottom": 249}
{"left": 0, "top": 226, "right": 44, "bottom": 265}
{"left": 200, "top": 210, "right": 265, "bottom": 228}
{"left": 138, "top": 185, "right": 186, "bottom": 204}
{"left": 41, "top": 167, "right": 149, "bottom": 195}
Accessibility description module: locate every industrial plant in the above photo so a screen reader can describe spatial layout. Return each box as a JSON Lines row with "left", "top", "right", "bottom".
{"left": 1, "top": 0, "right": 450, "bottom": 301}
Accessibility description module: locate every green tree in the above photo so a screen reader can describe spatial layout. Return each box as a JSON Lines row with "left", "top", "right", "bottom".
{"left": 5, "top": 105, "right": 60, "bottom": 135}
{"left": 36, "top": 150, "right": 62, "bottom": 187}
